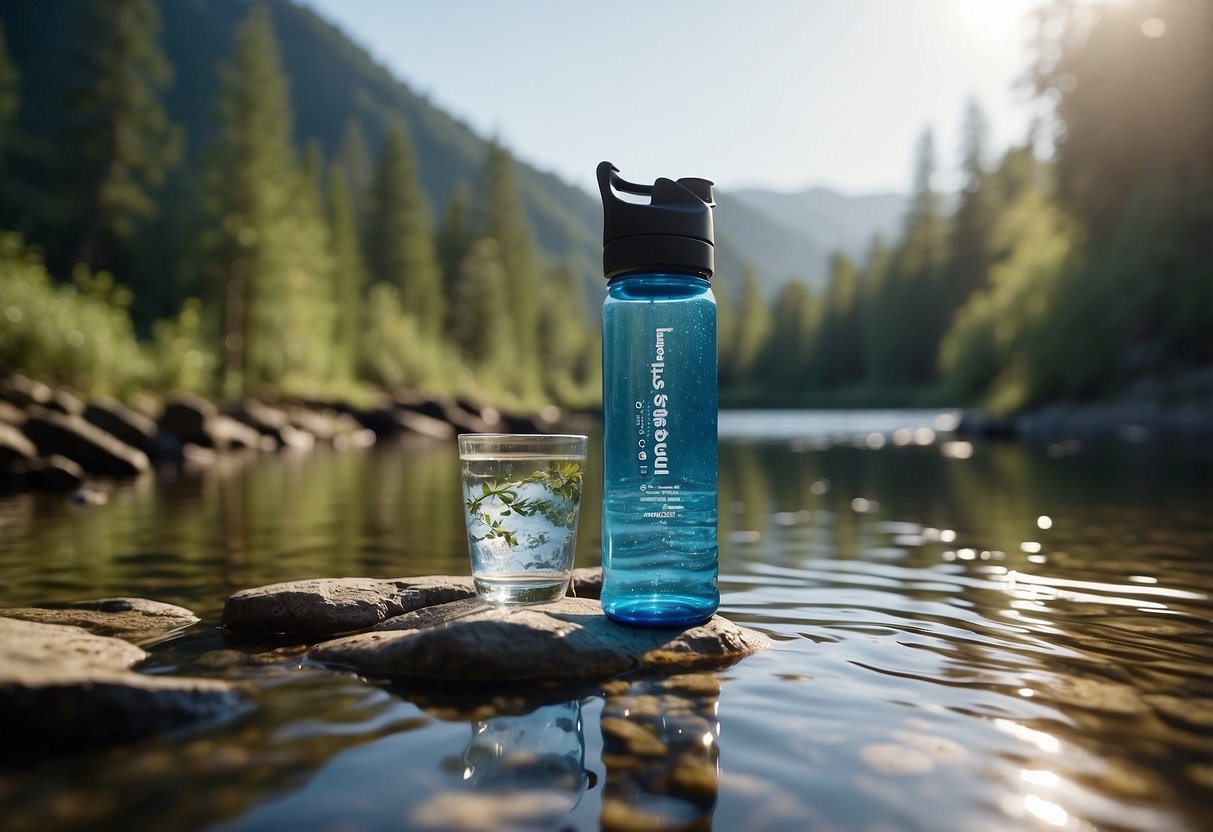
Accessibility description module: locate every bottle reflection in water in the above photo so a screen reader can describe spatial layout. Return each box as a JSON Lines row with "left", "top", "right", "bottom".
{"left": 599, "top": 675, "right": 720, "bottom": 831}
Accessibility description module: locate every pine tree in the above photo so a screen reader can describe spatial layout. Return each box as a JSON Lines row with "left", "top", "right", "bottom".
{"left": 0, "top": 20, "right": 19, "bottom": 217}
{"left": 66, "top": 0, "right": 183, "bottom": 268}
{"left": 302, "top": 139, "right": 324, "bottom": 198}
{"left": 815, "top": 252, "right": 861, "bottom": 388}
{"left": 437, "top": 180, "right": 474, "bottom": 323}
{"left": 336, "top": 117, "right": 373, "bottom": 219}
{"left": 479, "top": 141, "right": 541, "bottom": 394}
{"left": 878, "top": 128, "right": 948, "bottom": 387}
{"left": 327, "top": 165, "right": 367, "bottom": 382}
{"left": 198, "top": 4, "right": 332, "bottom": 395}
{"left": 943, "top": 98, "right": 996, "bottom": 311}
{"left": 733, "top": 267, "right": 771, "bottom": 385}
{"left": 365, "top": 117, "right": 445, "bottom": 338}
{"left": 538, "top": 260, "right": 590, "bottom": 402}
{"left": 858, "top": 233, "right": 892, "bottom": 385}
{"left": 761, "top": 280, "right": 818, "bottom": 395}
{"left": 0, "top": 21, "right": 17, "bottom": 166}
{"left": 452, "top": 238, "right": 513, "bottom": 384}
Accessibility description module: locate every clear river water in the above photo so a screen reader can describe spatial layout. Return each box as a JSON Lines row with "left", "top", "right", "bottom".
{"left": 0, "top": 410, "right": 1210, "bottom": 832}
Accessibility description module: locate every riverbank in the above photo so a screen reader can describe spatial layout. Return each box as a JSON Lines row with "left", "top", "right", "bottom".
{"left": 0, "top": 371, "right": 591, "bottom": 495}
{"left": 957, "top": 368, "right": 1213, "bottom": 441}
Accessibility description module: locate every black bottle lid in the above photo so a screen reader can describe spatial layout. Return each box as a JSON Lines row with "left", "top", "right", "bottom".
{"left": 597, "top": 161, "right": 715, "bottom": 280}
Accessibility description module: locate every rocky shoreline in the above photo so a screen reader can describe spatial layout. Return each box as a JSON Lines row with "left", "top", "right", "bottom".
{"left": 0, "top": 372, "right": 585, "bottom": 496}
{"left": 0, "top": 568, "right": 768, "bottom": 758}
{"left": 955, "top": 369, "right": 1213, "bottom": 441}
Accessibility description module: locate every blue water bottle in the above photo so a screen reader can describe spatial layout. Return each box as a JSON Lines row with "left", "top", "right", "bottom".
{"left": 597, "top": 161, "right": 719, "bottom": 627}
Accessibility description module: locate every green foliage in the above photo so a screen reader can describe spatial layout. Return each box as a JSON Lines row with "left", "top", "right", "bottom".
{"left": 479, "top": 141, "right": 542, "bottom": 395}
{"left": 538, "top": 260, "right": 595, "bottom": 405}
{"left": 0, "top": 234, "right": 149, "bottom": 393}
{"left": 66, "top": 0, "right": 182, "bottom": 265}
{"left": 197, "top": 4, "right": 334, "bottom": 397}
{"left": 813, "top": 252, "right": 862, "bottom": 388}
{"left": 335, "top": 118, "right": 373, "bottom": 220}
{"left": 939, "top": 189, "right": 1081, "bottom": 412}
{"left": 365, "top": 118, "right": 445, "bottom": 339}
{"left": 1033, "top": 0, "right": 1213, "bottom": 238}
{"left": 732, "top": 267, "right": 771, "bottom": 384}
{"left": 760, "top": 280, "right": 819, "bottom": 393}
{"left": 326, "top": 164, "right": 366, "bottom": 382}
{"left": 464, "top": 461, "right": 583, "bottom": 548}
{"left": 436, "top": 180, "right": 473, "bottom": 322}
{"left": 357, "top": 281, "right": 459, "bottom": 391}
{"left": 148, "top": 298, "right": 218, "bottom": 394}
{"left": 450, "top": 238, "right": 514, "bottom": 389}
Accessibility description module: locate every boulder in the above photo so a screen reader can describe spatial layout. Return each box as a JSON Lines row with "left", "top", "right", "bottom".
{"left": 1, "top": 597, "right": 199, "bottom": 645}
{"left": 226, "top": 398, "right": 295, "bottom": 448}
{"left": 0, "top": 617, "right": 241, "bottom": 752}
{"left": 0, "top": 373, "right": 52, "bottom": 408}
{"left": 221, "top": 575, "right": 477, "bottom": 636}
{"left": 161, "top": 393, "right": 265, "bottom": 451}
{"left": 83, "top": 395, "right": 160, "bottom": 458}
{"left": 210, "top": 414, "right": 269, "bottom": 451}
{"left": 159, "top": 392, "right": 218, "bottom": 446}
{"left": 20, "top": 406, "right": 149, "bottom": 477}
{"left": 0, "top": 421, "right": 36, "bottom": 469}
{"left": 0, "top": 399, "right": 26, "bottom": 426}
{"left": 394, "top": 408, "right": 456, "bottom": 441}
{"left": 394, "top": 391, "right": 491, "bottom": 433}
{"left": 43, "top": 387, "right": 85, "bottom": 416}
{"left": 21, "top": 455, "right": 85, "bottom": 491}
{"left": 309, "top": 596, "right": 769, "bottom": 682}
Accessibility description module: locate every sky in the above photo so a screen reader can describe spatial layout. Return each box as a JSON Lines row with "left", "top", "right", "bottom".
{"left": 300, "top": 0, "right": 1047, "bottom": 197}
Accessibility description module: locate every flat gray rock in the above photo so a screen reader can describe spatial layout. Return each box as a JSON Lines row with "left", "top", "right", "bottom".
{"left": 222, "top": 575, "right": 478, "bottom": 636}
{"left": 0, "top": 597, "right": 199, "bottom": 645}
{"left": 0, "top": 617, "right": 241, "bottom": 751}
{"left": 221, "top": 569, "right": 608, "bottom": 637}
{"left": 309, "top": 596, "right": 769, "bottom": 682}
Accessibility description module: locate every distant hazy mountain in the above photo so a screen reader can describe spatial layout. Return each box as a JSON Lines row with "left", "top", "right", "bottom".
{"left": 0, "top": 0, "right": 906, "bottom": 304}
{"left": 727, "top": 187, "right": 909, "bottom": 290}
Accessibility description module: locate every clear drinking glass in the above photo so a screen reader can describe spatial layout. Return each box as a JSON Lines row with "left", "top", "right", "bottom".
{"left": 458, "top": 434, "right": 587, "bottom": 604}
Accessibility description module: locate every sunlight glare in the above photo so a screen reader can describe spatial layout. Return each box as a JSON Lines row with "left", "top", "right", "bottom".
{"left": 1024, "top": 794, "right": 1068, "bottom": 827}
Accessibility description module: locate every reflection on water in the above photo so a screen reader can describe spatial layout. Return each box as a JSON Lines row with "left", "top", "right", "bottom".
{"left": 600, "top": 675, "right": 720, "bottom": 831}
{"left": 0, "top": 414, "right": 1211, "bottom": 831}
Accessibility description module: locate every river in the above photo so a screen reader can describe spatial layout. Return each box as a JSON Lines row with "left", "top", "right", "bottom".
{"left": 1, "top": 411, "right": 1210, "bottom": 831}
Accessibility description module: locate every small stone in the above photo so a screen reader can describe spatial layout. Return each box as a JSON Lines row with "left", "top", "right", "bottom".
{"left": 68, "top": 488, "right": 108, "bottom": 506}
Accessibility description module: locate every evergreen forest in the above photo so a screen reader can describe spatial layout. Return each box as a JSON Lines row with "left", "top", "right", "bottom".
{"left": 0, "top": 0, "right": 1208, "bottom": 414}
